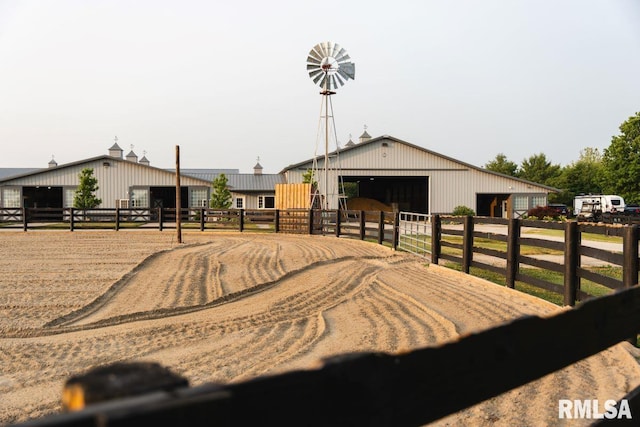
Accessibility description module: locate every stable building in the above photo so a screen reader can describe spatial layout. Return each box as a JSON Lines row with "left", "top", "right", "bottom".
{"left": 0, "top": 143, "right": 283, "bottom": 212}
{"left": 280, "top": 134, "right": 557, "bottom": 218}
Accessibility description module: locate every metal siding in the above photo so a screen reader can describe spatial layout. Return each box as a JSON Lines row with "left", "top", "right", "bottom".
{"left": 0, "top": 159, "right": 210, "bottom": 209}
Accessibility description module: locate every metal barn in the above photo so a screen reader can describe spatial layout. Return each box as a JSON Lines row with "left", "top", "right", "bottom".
{"left": 280, "top": 134, "right": 557, "bottom": 218}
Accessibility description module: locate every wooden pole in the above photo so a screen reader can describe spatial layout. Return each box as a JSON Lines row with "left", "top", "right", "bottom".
{"left": 175, "top": 145, "right": 182, "bottom": 244}
{"left": 563, "top": 221, "right": 579, "bottom": 306}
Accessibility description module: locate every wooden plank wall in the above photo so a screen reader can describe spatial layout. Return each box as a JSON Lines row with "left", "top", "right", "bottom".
{"left": 275, "top": 183, "right": 311, "bottom": 210}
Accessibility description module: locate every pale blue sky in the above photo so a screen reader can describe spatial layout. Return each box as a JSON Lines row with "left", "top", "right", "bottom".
{"left": 1, "top": 0, "right": 639, "bottom": 173}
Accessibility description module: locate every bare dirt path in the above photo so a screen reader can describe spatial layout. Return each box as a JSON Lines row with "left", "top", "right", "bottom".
{"left": 1, "top": 230, "right": 639, "bottom": 426}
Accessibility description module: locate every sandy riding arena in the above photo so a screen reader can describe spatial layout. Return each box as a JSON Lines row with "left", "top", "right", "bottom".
{"left": 1, "top": 230, "right": 640, "bottom": 426}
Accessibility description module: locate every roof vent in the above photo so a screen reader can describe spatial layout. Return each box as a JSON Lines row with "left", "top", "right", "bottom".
{"left": 48, "top": 156, "right": 58, "bottom": 168}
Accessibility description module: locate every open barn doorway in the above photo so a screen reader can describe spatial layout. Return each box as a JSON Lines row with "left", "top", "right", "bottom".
{"left": 22, "top": 186, "right": 63, "bottom": 209}
{"left": 477, "top": 194, "right": 511, "bottom": 218}
{"left": 341, "top": 176, "right": 428, "bottom": 213}
{"left": 150, "top": 186, "right": 189, "bottom": 220}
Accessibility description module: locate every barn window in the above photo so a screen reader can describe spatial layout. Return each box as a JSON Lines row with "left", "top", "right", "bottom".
{"left": 130, "top": 188, "right": 149, "bottom": 208}
{"left": 514, "top": 196, "right": 529, "bottom": 211}
{"left": 2, "top": 187, "right": 20, "bottom": 208}
{"left": 190, "top": 188, "right": 208, "bottom": 208}
{"left": 258, "top": 195, "right": 275, "bottom": 209}
{"left": 64, "top": 188, "right": 75, "bottom": 208}
{"left": 235, "top": 197, "right": 245, "bottom": 209}
{"left": 531, "top": 195, "right": 546, "bottom": 208}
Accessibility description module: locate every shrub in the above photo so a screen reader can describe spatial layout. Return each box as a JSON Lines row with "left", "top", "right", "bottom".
{"left": 452, "top": 205, "right": 476, "bottom": 216}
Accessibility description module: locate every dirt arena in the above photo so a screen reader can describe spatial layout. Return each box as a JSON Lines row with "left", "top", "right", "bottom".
{"left": 1, "top": 230, "right": 640, "bottom": 426}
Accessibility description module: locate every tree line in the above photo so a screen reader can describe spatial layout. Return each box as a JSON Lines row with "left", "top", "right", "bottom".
{"left": 484, "top": 112, "right": 640, "bottom": 205}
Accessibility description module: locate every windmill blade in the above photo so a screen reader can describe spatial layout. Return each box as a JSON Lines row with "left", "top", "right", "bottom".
{"left": 307, "top": 63, "right": 321, "bottom": 71}
{"left": 313, "top": 72, "right": 325, "bottom": 85}
{"left": 320, "top": 41, "right": 331, "bottom": 58}
{"left": 329, "top": 42, "right": 340, "bottom": 60}
{"left": 309, "top": 68, "right": 324, "bottom": 80}
{"left": 331, "top": 74, "right": 344, "bottom": 89}
{"left": 334, "top": 48, "right": 348, "bottom": 62}
{"left": 334, "top": 73, "right": 345, "bottom": 87}
{"left": 307, "top": 55, "right": 321, "bottom": 66}
{"left": 308, "top": 49, "right": 323, "bottom": 64}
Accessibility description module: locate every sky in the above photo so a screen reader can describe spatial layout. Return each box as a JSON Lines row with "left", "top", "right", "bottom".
{"left": 0, "top": 0, "right": 639, "bottom": 174}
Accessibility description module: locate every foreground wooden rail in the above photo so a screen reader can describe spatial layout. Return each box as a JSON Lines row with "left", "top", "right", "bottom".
{"left": 13, "top": 285, "right": 640, "bottom": 427}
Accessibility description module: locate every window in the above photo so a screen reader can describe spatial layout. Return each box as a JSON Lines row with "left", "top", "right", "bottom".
{"left": 531, "top": 195, "right": 546, "bottom": 208}
{"left": 130, "top": 188, "right": 149, "bottom": 208}
{"left": 2, "top": 188, "right": 21, "bottom": 208}
{"left": 235, "top": 197, "right": 244, "bottom": 209}
{"left": 514, "top": 196, "right": 529, "bottom": 211}
{"left": 258, "top": 195, "right": 275, "bottom": 209}
{"left": 64, "top": 188, "right": 75, "bottom": 208}
{"left": 190, "top": 188, "right": 208, "bottom": 208}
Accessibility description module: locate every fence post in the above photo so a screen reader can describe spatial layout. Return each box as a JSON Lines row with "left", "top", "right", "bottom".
{"left": 431, "top": 214, "right": 441, "bottom": 264}
{"left": 200, "top": 208, "right": 205, "bottom": 231}
{"left": 506, "top": 218, "right": 520, "bottom": 289}
{"left": 377, "top": 211, "right": 384, "bottom": 244}
{"left": 359, "top": 210, "right": 366, "bottom": 240}
{"left": 623, "top": 225, "right": 639, "bottom": 288}
{"left": 392, "top": 211, "right": 400, "bottom": 250}
{"left": 308, "top": 209, "right": 314, "bottom": 235}
{"left": 623, "top": 224, "right": 639, "bottom": 345}
{"left": 69, "top": 208, "right": 75, "bottom": 231}
{"left": 335, "top": 209, "right": 341, "bottom": 237}
{"left": 563, "top": 221, "right": 579, "bottom": 306}
{"left": 274, "top": 209, "right": 280, "bottom": 233}
{"left": 115, "top": 207, "right": 120, "bottom": 231}
{"left": 22, "top": 207, "right": 28, "bottom": 231}
{"left": 239, "top": 209, "right": 244, "bottom": 232}
{"left": 158, "top": 208, "right": 163, "bottom": 231}
{"left": 462, "top": 215, "right": 474, "bottom": 274}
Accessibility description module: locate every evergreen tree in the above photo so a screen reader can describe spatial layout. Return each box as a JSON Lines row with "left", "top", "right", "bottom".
{"left": 210, "top": 173, "right": 232, "bottom": 208}
{"left": 518, "top": 153, "right": 561, "bottom": 186}
{"left": 484, "top": 153, "right": 519, "bottom": 176}
{"left": 73, "top": 168, "right": 102, "bottom": 209}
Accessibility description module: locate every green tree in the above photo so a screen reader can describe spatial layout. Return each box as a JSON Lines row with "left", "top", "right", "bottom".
{"left": 551, "top": 148, "right": 604, "bottom": 204}
{"left": 484, "top": 153, "right": 519, "bottom": 176}
{"left": 518, "top": 153, "right": 561, "bottom": 186}
{"left": 73, "top": 168, "right": 102, "bottom": 209}
{"left": 302, "top": 168, "right": 317, "bottom": 186}
{"left": 210, "top": 173, "right": 232, "bottom": 209}
{"left": 601, "top": 112, "right": 640, "bottom": 203}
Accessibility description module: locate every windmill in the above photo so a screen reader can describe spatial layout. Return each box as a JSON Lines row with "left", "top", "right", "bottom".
{"left": 306, "top": 41, "right": 355, "bottom": 210}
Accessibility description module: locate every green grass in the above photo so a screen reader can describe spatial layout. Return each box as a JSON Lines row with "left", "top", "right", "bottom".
{"left": 442, "top": 262, "right": 620, "bottom": 307}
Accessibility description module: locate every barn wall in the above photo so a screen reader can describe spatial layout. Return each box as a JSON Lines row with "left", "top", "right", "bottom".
{"left": 1, "top": 159, "right": 210, "bottom": 209}
{"left": 283, "top": 137, "right": 553, "bottom": 213}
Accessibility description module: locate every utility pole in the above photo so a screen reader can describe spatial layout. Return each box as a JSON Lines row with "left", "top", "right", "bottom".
{"left": 175, "top": 145, "right": 182, "bottom": 243}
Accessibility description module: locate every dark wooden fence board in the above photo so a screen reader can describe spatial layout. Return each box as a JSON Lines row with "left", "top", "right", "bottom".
{"left": 515, "top": 272, "right": 563, "bottom": 295}
{"left": 16, "top": 286, "right": 640, "bottom": 427}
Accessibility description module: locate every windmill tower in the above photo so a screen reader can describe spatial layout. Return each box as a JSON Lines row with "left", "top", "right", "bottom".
{"left": 306, "top": 42, "right": 355, "bottom": 209}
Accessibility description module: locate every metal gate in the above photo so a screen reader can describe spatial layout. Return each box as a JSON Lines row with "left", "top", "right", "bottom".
{"left": 398, "top": 211, "right": 431, "bottom": 258}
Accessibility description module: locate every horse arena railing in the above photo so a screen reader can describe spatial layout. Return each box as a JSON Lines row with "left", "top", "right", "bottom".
{"left": 5, "top": 209, "right": 640, "bottom": 426}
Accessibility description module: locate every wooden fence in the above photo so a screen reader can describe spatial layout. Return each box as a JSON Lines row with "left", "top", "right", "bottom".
{"left": 0, "top": 208, "right": 400, "bottom": 246}
{"left": 430, "top": 215, "right": 639, "bottom": 307}
{"left": 6, "top": 212, "right": 640, "bottom": 426}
